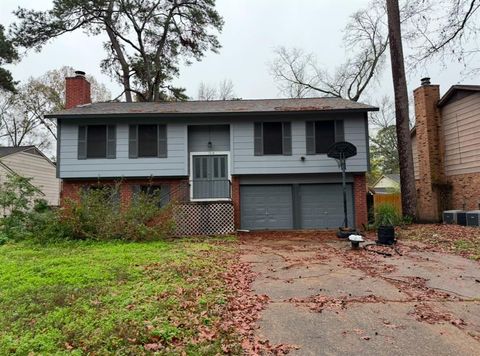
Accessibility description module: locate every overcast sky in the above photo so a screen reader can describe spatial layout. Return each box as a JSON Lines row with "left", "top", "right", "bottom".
{"left": 1, "top": 0, "right": 476, "bottom": 105}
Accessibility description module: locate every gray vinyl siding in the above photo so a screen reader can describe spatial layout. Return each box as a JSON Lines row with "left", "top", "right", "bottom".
{"left": 188, "top": 125, "right": 230, "bottom": 152}
{"left": 58, "top": 113, "right": 368, "bottom": 178}
{"left": 231, "top": 114, "right": 368, "bottom": 174}
{"left": 59, "top": 120, "right": 187, "bottom": 178}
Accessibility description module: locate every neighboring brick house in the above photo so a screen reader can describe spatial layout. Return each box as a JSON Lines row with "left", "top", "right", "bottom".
{"left": 412, "top": 78, "right": 480, "bottom": 222}
{"left": 47, "top": 71, "right": 377, "bottom": 233}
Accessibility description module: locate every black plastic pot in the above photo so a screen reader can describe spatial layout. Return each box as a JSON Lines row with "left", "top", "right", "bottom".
{"left": 377, "top": 225, "right": 395, "bottom": 245}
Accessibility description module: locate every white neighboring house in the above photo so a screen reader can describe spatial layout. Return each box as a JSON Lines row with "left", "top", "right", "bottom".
{"left": 372, "top": 174, "right": 400, "bottom": 194}
{"left": 0, "top": 146, "right": 60, "bottom": 207}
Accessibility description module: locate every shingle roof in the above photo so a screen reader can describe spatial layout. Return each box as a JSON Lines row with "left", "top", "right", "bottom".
{"left": 438, "top": 85, "right": 480, "bottom": 107}
{"left": 45, "top": 97, "right": 378, "bottom": 118}
{"left": 0, "top": 146, "right": 36, "bottom": 158}
{"left": 385, "top": 174, "right": 400, "bottom": 184}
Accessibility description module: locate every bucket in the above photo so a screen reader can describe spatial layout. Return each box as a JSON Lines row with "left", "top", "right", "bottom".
{"left": 377, "top": 225, "right": 395, "bottom": 245}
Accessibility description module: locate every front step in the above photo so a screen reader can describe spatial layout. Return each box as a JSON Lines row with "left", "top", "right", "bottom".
{"left": 173, "top": 201, "right": 235, "bottom": 236}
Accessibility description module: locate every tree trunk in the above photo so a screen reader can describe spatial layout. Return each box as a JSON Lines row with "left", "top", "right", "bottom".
{"left": 386, "top": 0, "right": 417, "bottom": 219}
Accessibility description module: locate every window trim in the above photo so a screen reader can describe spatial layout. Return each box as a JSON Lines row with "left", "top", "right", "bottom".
{"left": 262, "top": 122, "right": 284, "bottom": 155}
{"left": 306, "top": 119, "right": 344, "bottom": 155}
{"left": 129, "top": 124, "right": 168, "bottom": 159}
{"left": 78, "top": 124, "right": 116, "bottom": 160}
{"left": 254, "top": 121, "right": 292, "bottom": 156}
{"left": 189, "top": 151, "right": 231, "bottom": 202}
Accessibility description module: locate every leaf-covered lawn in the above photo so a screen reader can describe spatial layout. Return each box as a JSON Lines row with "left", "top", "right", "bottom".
{"left": 0, "top": 238, "right": 241, "bottom": 355}
{"left": 398, "top": 224, "right": 480, "bottom": 260}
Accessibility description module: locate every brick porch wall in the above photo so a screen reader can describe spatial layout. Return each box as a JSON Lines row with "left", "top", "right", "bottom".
{"left": 61, "top": 178, "right": 189, "bottom": 205}
{"left": 353, "top": 173, "right": 368, "bottom": 229}
{"left": 231, "top": 176, "right": 240, "bottom": 229}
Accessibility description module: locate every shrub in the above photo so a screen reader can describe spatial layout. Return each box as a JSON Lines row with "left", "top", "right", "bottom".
{"left": 58, "top": 184, "right": 174, "bottom": 242}
{"left": 374, "top": 202, "right": 401, "bottom": 228}
{"left": 0, "top": 177, "right": 174, "bottom": 243}
{"left": 0, "top": 174, "right": 44, "bottom": 241}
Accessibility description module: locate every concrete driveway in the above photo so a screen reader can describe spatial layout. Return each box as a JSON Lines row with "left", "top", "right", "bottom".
{"left": 239, "top": 231, "right": 480, "bottom": 356}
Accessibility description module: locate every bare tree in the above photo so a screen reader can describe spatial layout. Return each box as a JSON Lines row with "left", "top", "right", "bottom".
{"left": 0, "top": 89, "right": 51, "bottom": 151}
{"left": 406, "top": 0, "right": 480, "bottom": 72}
{"left": 197, "top": 82, "right": 218, "bottom": 101}
{"left": 0, "top": 67, "right": 110, "bottom": 157}
{"left": 218, "top": 79, "right": 235, "bottom": 100}
{"left": 386, "top": 0, "right": 417, "bottom": 218}
{"left": 197, "top": 79, "right": 236, "bottom": 100}
{"left": 270, "top": 2, "right": 388, "bottom": 101}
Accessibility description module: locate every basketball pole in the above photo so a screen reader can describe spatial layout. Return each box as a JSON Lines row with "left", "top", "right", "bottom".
{"left": 340, "top": 152, "right": 348, "bottom": 228}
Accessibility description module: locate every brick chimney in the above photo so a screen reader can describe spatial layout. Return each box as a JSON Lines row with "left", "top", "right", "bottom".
{"left": 65, "top": 70, "right": 91, "bottom": 109}
{"left": 413, "top": 77, "right": 445, "bottom": 221}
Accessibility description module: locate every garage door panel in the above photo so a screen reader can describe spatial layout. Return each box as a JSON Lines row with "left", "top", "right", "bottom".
{"left": 240, "top": 185, "right": 293, "bottom": 230}
{"left": 299, "top": 184, "right": 354, "bottom": 229}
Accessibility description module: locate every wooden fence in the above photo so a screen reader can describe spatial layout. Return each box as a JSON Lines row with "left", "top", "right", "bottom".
{"left": 373, "top": 193, "right": 402, "bottom": 216}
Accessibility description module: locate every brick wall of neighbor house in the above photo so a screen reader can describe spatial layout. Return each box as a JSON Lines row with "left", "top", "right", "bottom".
{"left": 413, "top": 81, "right": 444, "bottom": 222}
{"left": 61, "top": 178, "right": 189, "bottom": 205}
{"left": 65, "top": 72, "right": 91, "bottom": 109}
{"left": 354, "top": 173, "right": 368, "bottom": 228}
{"left": 447, "top": 173, "right": 480, "bottom": 211}
{"left": 231, "top": 176, "right": 241, "bottom": 229}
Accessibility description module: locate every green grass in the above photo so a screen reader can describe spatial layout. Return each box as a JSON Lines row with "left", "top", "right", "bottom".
{"left": 0, "top": 238, "right": 240, "bottom": 355}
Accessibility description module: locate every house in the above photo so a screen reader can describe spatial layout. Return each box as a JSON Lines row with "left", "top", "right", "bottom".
{"left": 412, "top": 78, "right": 480, "bottom": 221}
{"left": 46, "top": 71, "right": 377, "bottom": 233}
{"left": 371, "top": 174, "right": 400, "bottom": 194}
{"left": 0, "top": 146, "right": 60, "bottom": 207}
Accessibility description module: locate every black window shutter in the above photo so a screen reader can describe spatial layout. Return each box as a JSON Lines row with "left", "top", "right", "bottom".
{"left": 129, "top": 125, "right": 138, "bottom": 158}
{"left": 254, "top": 122, "right": 263, "bottom": 156}
{"left": 106, "top": 125, "right": 116, "bottom": 159}
{"left": 282, "top": 122, "right": 292, "bottom": 155}
{"left": 78, "top": 126, "right": 87, "bottom": 160}
{"left": 335, "top": 120, "right": 345, "bottom": 142}
{"left": 305, "top": 121, "right": 315, "bottom": 155}
{"left": 157, "top": 125, "right": 167, "bottom": 158}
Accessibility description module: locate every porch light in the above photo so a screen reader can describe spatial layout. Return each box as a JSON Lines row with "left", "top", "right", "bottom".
{"left": 207, "top": 141, "right": 212, "bottom": 149}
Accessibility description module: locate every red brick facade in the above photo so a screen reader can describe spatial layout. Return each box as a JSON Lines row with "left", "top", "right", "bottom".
{"left": 413, "top": 83, "right": 445, "bottom": 222}
{"left": 231, "top": 176, "right": 241, "bottom": 228}
{"left": 65, "top": 72, "right": 91, "bottom": 109}
{"left": 413, "top": 81, "right": 480, "bottom": 221}
{"left": 353, "top": 173, "right": 368, "bottom": 228}
{"left": 447, "top": 173, "right": 480, "bottom": 211}
{"left": 61, "top": 178, "right": 189, "bottom": 205}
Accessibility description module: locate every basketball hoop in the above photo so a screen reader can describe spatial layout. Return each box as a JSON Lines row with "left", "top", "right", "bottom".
{"left": 327, "top": 142, "right": 357, "bottom": 232}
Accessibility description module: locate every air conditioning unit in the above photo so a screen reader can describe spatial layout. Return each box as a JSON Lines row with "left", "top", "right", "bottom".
{"left": 443, "top": 210, "right": 467, "bottom": 225}
{"left": 466, "top": 210, "right": 480, "bottom": 227}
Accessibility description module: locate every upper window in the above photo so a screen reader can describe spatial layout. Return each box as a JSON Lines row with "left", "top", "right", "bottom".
{"left": 263, "top": 122, "right": 283, "bottom": 155}
{"left": 254, "top": 122, "right": 292, "bottom": 156}
{"left": 78, "top": 125, "right": 116, "bottom": 159}
{"left": 129, "top": 124, "right": 167, "bottom": 158}
{"left": 315, "top": 121, "right": 335, "bottom": 154}
{"left": 87, "top": 125, "right": 107, "bottom": 158}
{"left": 306, "top": 120, "right": 344, "bottom": 155}
{"left": 138, "top": 125, "right": 158, "bottom": 157}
